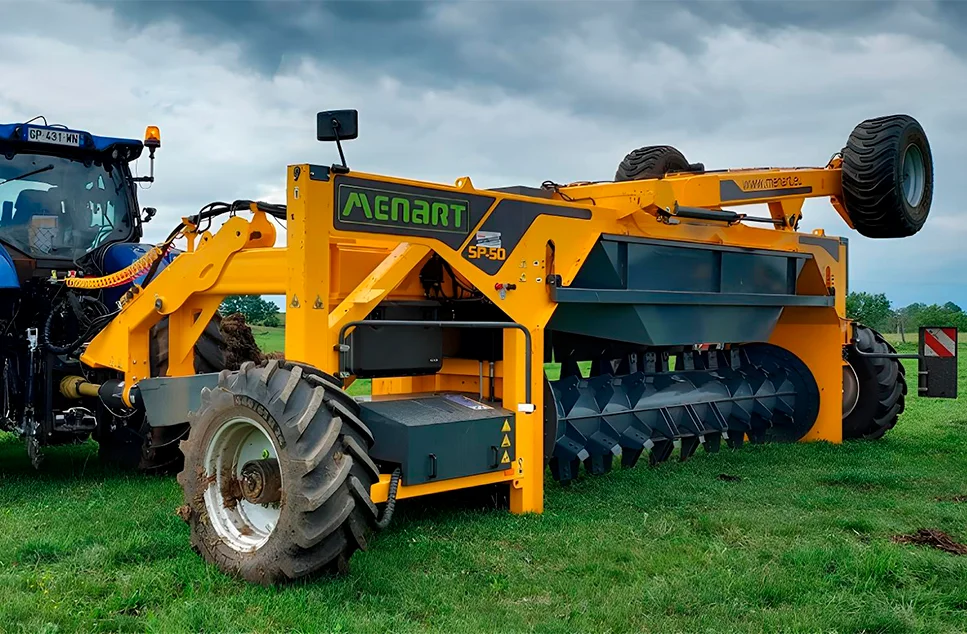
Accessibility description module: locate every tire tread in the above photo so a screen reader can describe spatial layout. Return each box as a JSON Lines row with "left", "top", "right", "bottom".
{"left": 843, "top": 325, "right": 906, "bottom": 439}
{"left": 614, "top": 145, "right": 690, "bottom": 182}
{"left": 177, "top": 360, "right": 380, "bottom": 584}
{"left": 841, "top": 114, "right": 932, "bottom": 238}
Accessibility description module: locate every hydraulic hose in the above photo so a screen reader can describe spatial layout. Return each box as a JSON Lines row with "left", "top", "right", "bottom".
{"left": 140, "top": 199, "right": 287, "bottom": 287}
{"left": 375, "top": 467, "right": 402, "bottom": 529}
{"left": 43, "top": 294, "right": 115, "bottom": 356}
{"left": 64, "top": 246, "right": 162, "bottom": 289}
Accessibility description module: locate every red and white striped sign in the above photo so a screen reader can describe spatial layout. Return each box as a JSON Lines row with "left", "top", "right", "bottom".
{"left": 923, "top": 327, "right": 957, "bottom": 358}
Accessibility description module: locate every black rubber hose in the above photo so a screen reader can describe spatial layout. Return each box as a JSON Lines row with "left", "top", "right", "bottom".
{"left": 141, "top": 200, "right": 287, "bottom": 287}
{"left": 374, "top": 467, "right": 402, "bottom": 529}
{"left": 44, "top": 305, "right": 83, "bottom": 355}
{"left": 44, "top": 295, "right": 116, "bottom": 356}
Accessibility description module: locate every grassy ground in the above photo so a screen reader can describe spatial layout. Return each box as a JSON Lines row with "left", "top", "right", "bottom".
{"left": 250, "top": 326, "right": 285, "bottom": 358}
{"left": 1, "top": 339, "right": 967, "bottom": 632}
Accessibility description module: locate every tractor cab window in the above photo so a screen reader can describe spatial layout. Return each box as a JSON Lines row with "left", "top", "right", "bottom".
{"left": 0, "top": 153, "right": 134, "bottom": 260}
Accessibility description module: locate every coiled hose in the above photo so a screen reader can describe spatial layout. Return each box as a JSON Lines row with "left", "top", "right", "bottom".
{"left": 43, "top": 294, "right": 115, "bottom": 356}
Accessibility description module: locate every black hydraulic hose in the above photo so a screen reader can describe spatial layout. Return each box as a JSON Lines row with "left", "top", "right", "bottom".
{"left": 43, "top": 295, "right": 115, "bottom": 355}
{"left": 44, "top": 308, "right": 92, "bottom": 355}
{"left": 375, "top": 467, "right": 402, "bottom": 529}
{"left": 141, "top": 199, "right": 287, "bottom": 287}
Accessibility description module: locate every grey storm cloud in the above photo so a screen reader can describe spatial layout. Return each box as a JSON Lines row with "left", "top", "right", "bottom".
{"left": 108, "top": 1, "right": 967, "bottom": 79}
{"left": 111, "top": 1, "right": 967, "bottom": 73}
{"left": 105, "top": 1, "right": 967, "bottom": 137}
{"left": 1, "top": 0, "right": 965, "bottom": 306}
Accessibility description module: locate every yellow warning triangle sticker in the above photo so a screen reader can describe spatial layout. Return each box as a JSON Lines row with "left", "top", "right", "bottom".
{"left": 501, "top": 434, "right": 512, "bottom": 448}
{"left": 501, "top": 420, "right": 512, "bottom": 433}
{"left": 500, "top": 450, "right": 511, "bottom": 464}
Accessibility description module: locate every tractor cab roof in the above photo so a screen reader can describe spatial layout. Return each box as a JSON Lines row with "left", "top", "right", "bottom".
{"left": 0, "top": 122, "right": 144, "bottom": 162}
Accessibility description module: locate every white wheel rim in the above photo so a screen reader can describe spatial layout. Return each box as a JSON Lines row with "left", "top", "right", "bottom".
{"left": 203, "top": 416, "right": 282, "bottom": 552}
{"left": 901, "top": 144, "right": 925, "bottom": 207}
{"left": 843, "top": 364, "right": 860, "bottom": 419}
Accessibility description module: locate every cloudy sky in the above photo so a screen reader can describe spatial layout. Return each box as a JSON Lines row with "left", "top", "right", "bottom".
{"left": 1, "top": 0, "right": 964, "bottom": 308}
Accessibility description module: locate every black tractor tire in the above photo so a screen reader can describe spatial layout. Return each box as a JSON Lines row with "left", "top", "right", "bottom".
{"left": 177, "top": 360, "right": 380, "bottom": 584}
{"left": 150, "top": 313, "right": 227, "bottom": 376}
{"left": 841, "top": 114, "right": 933, "bottom": 238}
{"left": 614, "top": 145, "right": 698, "bottom": 182}
{"left": 97, "top": 315, "right": 227, "bottom": 472}
{"left": 843, "top": 324, "right": 907, "bottom": 440}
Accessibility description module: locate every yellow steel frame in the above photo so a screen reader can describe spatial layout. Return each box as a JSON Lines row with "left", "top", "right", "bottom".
{"left": 81, "top": 161, "right": 852, "bottom": 514}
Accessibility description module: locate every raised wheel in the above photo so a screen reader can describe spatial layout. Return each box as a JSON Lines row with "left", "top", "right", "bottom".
{"left": 841, "top": 114, "right": 933, "bottom": 238}
{"left": 176, "top": 360, "right": 380, "bottom": 584}
{"left": 842, "top": 324, "right": 907, "bottom": 439}
{"left": 97, "top": 316, "right": 228, "bottom": 472}
{"left": 614, "top": 145, "right": 702, "bottom": 182}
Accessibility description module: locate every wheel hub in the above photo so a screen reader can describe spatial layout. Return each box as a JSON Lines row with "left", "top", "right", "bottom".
{"left": 239, "top": 458, "right": 282, "bottom": 505}
{"left": 843, "top": 363, "right": 860, "bottom": 419}
{"left": 202, "top": 416, "right": 283, "bottom": 552}
{"left": 901, "top": 143, "right": 926, "bottom": 207}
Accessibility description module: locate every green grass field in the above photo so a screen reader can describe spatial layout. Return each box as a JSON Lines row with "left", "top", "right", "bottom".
{"left": 1, "top": 335, "right": 966, "bottom": 633}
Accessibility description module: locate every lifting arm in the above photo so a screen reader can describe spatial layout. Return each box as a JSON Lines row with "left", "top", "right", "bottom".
{"left": 80, "top": 213, "right": 280, "bottom": 404}
{"left": 556, "top": 164, "right": 849, "bottom": 229}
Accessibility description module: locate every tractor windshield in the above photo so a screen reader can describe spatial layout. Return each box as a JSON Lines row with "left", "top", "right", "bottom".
{"left": 0, "top": 152, "right": 135, "bottom": 261}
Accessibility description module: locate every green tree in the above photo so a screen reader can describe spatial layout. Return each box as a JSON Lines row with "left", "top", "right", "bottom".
{"left": 219, "top": 295, "right": 280, "bottom": 325}
{"left": 889, "top": 301, "right": 967, "bottom": 341}
{"left": 845, "top": 292, "right": 892, "bottom": 331}
{"left": 914, "top": 304, "right": 967, "bottom": 331}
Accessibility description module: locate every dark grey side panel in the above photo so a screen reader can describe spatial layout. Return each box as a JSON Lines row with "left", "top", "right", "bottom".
{"left": 141, "top": 373, "right": 220, "bottom": 427}
{"left": 360, "top": 393, "right": 516, "bottom": 485}
{"left": 799, "top": 234, "right": 842, "bottom": 261}
{"left": 548, "top": 234, "right": 832, "bottom": 346}
{"left": 463, "top": 199, "right": 592, "bottom": 274}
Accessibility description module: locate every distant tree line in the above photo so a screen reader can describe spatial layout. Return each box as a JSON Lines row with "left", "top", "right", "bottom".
{"left": 846, "top": 291, "right": 965, "bottom": 342}
{"left": 219, "top": 295, "right": 282, "bottom": 327}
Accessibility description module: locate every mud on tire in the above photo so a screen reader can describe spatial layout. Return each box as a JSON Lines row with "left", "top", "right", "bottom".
{"left": 843, "top": 324, "right": 907, "bottom": 440}
{"left": 177, "top": 360, "right": 380, "bottom": 584}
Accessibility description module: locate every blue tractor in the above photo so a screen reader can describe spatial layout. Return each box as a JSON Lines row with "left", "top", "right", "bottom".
{"left": 0, "top": 119, "right": 226, "bottom": 469}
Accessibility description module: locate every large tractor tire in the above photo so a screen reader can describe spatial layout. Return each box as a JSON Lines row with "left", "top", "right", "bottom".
{"left": 842, "top": 324, "right": 907, "bottom": 439}
{"left": 614, "top": 145, "right": 702, "bottom": 181}
{"left": 150, "top": 313, "right": 227, "bottom": 376}
{"left": 841, "top": 114, "right": 933, "bottom": 238}
{"left": 177, "top": 360, "right": 380, "bottom": 584}
{"left": 97, "top": 315, "right": 227, "bottom": 472}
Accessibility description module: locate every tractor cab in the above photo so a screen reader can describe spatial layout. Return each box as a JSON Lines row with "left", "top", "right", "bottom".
{"left": 0, "top": 121, "right": 157, "bottom": 272}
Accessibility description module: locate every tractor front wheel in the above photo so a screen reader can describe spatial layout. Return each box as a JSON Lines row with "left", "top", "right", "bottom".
{"left": 177, "top": 360, "right": 380, "bottom": 584}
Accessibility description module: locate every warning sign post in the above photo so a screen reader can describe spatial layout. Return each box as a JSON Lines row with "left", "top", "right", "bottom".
{"left": 919, "top": 327, "right": 958, "bottom": 398}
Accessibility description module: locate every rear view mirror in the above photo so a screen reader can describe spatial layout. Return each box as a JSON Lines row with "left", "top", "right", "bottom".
{"left": 317, "top": 110, "right": 358, "bottom": 142}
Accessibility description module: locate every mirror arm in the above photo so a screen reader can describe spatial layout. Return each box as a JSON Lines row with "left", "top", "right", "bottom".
{"left": 331, "top": 119, "right": 350, "bottom": 174}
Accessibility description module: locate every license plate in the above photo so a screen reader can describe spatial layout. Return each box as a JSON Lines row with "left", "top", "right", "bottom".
{"left": 26, "top": 127, "right": 81, "bottom": 147}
